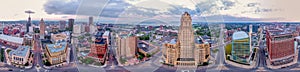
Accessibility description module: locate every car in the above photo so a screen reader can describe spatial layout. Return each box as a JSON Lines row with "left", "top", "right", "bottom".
{"left": 8, "top": 69, "right": 13, "bottom": 71}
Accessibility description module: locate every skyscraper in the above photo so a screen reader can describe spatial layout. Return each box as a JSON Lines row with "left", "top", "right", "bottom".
{"left": 59, "top": 20, "right": 66, "bottom": 30}
{"left": 39, "top": 19, "right": 45, "bottom": 39}
{"left": 163, "top": 12, "right": 210, "bottom": 67}
{"left": 89, "top": 16, "right": 93, "bottom": 25}
{"left": 178, "top": 12, "right": 195, "bottom": 59}
{"left": 68, "top": 19, "right": 74, "bottom": 32}
{"left": 26, "top": 16, "right": 31, "bottom": 33}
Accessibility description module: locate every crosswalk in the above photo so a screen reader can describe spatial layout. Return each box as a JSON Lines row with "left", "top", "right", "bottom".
{"left": 256, "top": 67, "right": 267, "bottom": 72}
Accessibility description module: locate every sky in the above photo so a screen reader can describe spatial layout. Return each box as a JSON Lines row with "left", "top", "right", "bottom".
{"left": 0, "top": 0, "right": 300, "bottom": 24}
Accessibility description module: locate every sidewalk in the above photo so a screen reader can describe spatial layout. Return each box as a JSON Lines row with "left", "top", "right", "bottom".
{"left": 266, "top": 55, "right": 298, "bottom": 69}
{"left": 225, "top": 60, "right": 256, "bottom": 69}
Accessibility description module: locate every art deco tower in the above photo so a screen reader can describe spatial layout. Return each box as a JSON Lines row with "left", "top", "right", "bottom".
{"left": 163, "top": 12, "right": 210, "bottom": 67}
{"left": 40, "top": 19, "right": 45, "bottom": 39}
{"left": 178, "top": 12, "right": 195, "bottom": 59}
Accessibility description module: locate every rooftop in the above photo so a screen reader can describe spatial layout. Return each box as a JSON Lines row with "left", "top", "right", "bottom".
{"left": 103, "top": 31, "right": 110, "bottom": 36}
{"left": 9, "top": 46, "right": 30, "bottom": 57}
{"left": 195, "top": 37, "right": 203, "bottom": 44}
{"left": 169, "top": 39, "right": 177, "bottom": 44}
{"left": 51, "top": 33, "right": 67, "bottom": 41}
{"left": 268, "top": 28, "right": 294, "bottom": 36}
{"left": 0, "top": 34, "right": 23, "bottom": 44}
{"left": 232, "top": 31, "right": 249, "bottom": 40}
{"left": 46, "top": 42, "right": 67, "bottom": 53}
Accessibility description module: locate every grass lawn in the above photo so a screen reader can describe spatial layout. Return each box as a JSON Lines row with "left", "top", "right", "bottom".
{"left": 82, "top": 57, "right": 95, "bottom": 64}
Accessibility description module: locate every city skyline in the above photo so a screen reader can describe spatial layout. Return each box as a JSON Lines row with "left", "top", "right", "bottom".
{"left": 2, "top": 0, "right": 300, "bottom": 72}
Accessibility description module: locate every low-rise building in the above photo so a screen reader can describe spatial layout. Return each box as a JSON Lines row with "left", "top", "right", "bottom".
{"left": 51, "top": 33, "right": 68, "bottom": 43}
{"left": 0, "top": 34, "right": 24, "bottom": 47}
{"left": 45, "top": 42, "right": 69, "bottom": 65}
{"left": 9, "top": 46, "right": 30, "bottom": 66}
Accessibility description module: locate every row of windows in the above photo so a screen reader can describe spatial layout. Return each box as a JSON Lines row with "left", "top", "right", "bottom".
{"left": 13, "top": 57, "right": 23, "bottom": 62}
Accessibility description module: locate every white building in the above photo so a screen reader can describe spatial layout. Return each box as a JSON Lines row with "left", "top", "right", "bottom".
{"left": 73, "top": 24, "right": 81, "bottom": 36}
{"left": 9, "top": 46, "right": 30, "bottom": 66}
{"left": 103, "top": 31, "right": 110, "bottom": 46}
{"left": 89, "top": 25, "right": 96, "bottom": 34}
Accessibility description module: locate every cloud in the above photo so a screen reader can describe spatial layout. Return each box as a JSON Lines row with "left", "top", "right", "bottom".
{"left": 43, "top": 0, "right": 282, "bottom": 23}
{"left": 44, "top": 0, "right": 79, "bottom": 15}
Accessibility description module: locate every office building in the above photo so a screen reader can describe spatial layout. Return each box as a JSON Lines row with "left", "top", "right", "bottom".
{"left": 68, "top": 19, "right": 74, "bottom": 32}
{"left": 59, "top": 20, "right": 66, "bottom": 30}
{"left": 231, "top": 31, "right": 251, "bottom": 64}
{"left": 266, "top": 28, "right": 298, "bottom": 66}
{"left": 45, "top": 42, "right": 69, "bottom": 65}
{"left": 51, "top": 33, "right": 68, "bottom": 43}
{"left": 116, "top": 33, "right": 137, "bottom": 58}
{"left": 9, "top": 46, "right": 30, "bottom": 66}
{"left": 88, "top": 37, "right": 108, "bottom": 63}
{"left": 163, "top": 12, "right": 210, "bottom": 67}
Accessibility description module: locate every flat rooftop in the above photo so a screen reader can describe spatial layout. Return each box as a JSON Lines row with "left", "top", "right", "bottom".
{"left": 51, "top": 33, "right": 67, "bottom": 40}
{"left": 46, "top": 42, "right": 67, "bottom": 53}
{"left": 169, "top": 39, "right": 177, "bottom": 44}
{"left": 267, "top": 28, "right": 294, "bottom": 36}
{"left": 103, "top": 31, "right": 110, "bottom": 36}
{"left": 232, "top": 31, "right": 249, "bottom": 40}
{"left": 9, "top": 46, "right": 30, "bottom": 57}
{"left": 0, "top": 34, "right": 23, "bottom": 44}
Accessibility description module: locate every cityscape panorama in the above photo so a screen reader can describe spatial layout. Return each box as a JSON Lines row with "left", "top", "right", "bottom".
{"left": 1, "top": 0, "right": 300, "bottom": 72}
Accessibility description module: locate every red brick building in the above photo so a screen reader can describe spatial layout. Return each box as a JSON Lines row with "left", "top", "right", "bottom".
{"left": 88, "top": 38, "right": 108, "bottom": 63}
{"left": 266, "top": 28, "right": 298, "bottom": 66}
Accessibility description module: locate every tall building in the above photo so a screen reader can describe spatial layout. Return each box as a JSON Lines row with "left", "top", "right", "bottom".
{"left": 103, "top": 31, "right": 110, "bottom": 46}
{"left": 26, "top": 16, "right": 31, "bottom": 33}
{"left": 116, "top": 33, "right": 137, "bottom": 58}
{"left": 59, "top": 20, "right": 66, "bottom": 30}
{"left": 178, "top": 12, "right": 195, "bottom": 60}
{"left": 72, "top": 24, "right": 81, "bottom": 36}
{"left": 231, "top": 31, "right": 251, "bottom": 64}
{"left": 89, "top": 16, "right": 93, "bottom": 25}
{"left": 89, "top": 24, "right": 96, "bottom": 34}
{"left": 266, "top": 28, "right": 298, "bottom": 66}
{"left": 40, "top": 19, "right": 46, "bottom": 39}
{"left": 163, "top": 12, "right": 210, "bottom": 67}
{"left": 88, "top": 37, "right": 108, "bottom": 63}
{"left": 68, "top": 19, "right": 74, "bottom": 32}
{"left": 84, "top": 24, "right": 90, "bottom": 33}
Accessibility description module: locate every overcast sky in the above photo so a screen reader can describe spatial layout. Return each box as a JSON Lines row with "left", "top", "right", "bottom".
{"left": 0, "top": 0, "right": 299, "bottom": 24}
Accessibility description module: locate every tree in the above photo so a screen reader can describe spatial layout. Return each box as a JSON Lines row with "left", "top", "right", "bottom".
{"left": 25, "top": 62, "right": 29, "bottom": 66}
